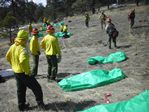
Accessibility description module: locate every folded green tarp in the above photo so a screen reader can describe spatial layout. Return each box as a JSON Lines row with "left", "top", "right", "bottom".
{"left": 54, "top": 32, "right": 73, "bottom": 38}
{"left": 58, "top": 68, "right": 125, "bottom": 91}
{"left": 87, "top": 51, "right": 127, "bottom": 65}
{"left": 81, "top": 90, "right": 149, "bottom": 112}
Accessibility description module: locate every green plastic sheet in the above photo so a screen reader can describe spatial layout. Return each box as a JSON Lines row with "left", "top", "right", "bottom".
{"left": 81, "top": 90, "right": 149, "bottom": 112}
{"left": 54, "top": 32, "right": 73, "bottom": 38}
{"left": 58, "top": 68, "right": 125, "bottom": 92}
{"left": 87, "top": 51, "right": 127, "bottom": 65}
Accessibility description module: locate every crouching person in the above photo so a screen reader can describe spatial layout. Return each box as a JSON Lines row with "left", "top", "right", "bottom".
{"left": 6, "top": 30, "right": 45, "bottom": 111}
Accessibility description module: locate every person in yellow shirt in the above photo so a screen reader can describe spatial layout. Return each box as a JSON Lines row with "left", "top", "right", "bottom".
{"left": 29, "top": 28, "right": 40, "bottom": 77}
{"left": 28, "top": 23, "right": 32, "bottom": 36}
{"left": 60, "top": 22, "right": 69, "bottom": 38}
{"left": 85, "top": 13, "right": 90, "bottom": 27}
{"left": 41, "top": 25, "right": 61, "bottom": 82}
{"left": 6, "top": 30, "right": 45, "bottom": 111}
{"left": 99, "top": 11, "right": 107, "bottom": 29}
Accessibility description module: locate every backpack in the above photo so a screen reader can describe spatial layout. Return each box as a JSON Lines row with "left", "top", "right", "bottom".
{"left": 112, "top": 30, "right": 119, "bottom": 38}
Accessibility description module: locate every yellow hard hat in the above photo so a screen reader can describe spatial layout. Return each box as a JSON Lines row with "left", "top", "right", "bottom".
{"left": 16, "top": 30, "right": 28, "bottom": 40}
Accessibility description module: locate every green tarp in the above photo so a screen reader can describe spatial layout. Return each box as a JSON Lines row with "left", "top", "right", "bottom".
{"left": 58, "top": 68, "right": 125, "bottom": 92}
{"left": 54, "top": 32, "right": 73, "bottom": 38}
{"left": 81, "top": 90, "right": 149, "bottom": 112}
{"left": 87, "top": 51, "right": 127, "bottom": 65}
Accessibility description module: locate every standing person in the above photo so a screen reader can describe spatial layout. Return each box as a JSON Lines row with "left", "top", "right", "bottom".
{"left": 105, "top": 18, "right": 119, "bottom": 49}
{"left": 60, "top": 23, "right": 69, "bottom": 38}
{"left": 85, "top": 13, "right": 90, "bottom": 27}
{"left": 128, "top": 9, "right": 135, "bottom": 28}
{"left": 135, "top": 0, "right": 139, "bottom": 6}
{"left": 28, "top": 23, "right": 32, "bottom": 36}
{"left": 29, "top": 28, "right": 40, "bottom": 77}
{"left": 99, "top": 11, "right": 107, "bottom": 29}
{"left": 41, "top": 25, "right": 61, "bottom": 82}
{"left": 6, "top": 30, "right": 45, "bottom": 111}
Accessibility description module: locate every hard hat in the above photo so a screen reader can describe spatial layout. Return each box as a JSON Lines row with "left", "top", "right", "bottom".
{"left": 46, "top": 25, "right": 55, "bottom": 34}
{"left": 32, "top": 28, "right": 39, "bottom": 35}
{"left": 16, "top": 30, "right": 28, "bottom": 40}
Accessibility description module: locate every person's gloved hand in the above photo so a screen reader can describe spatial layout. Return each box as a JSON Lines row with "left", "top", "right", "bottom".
{"left": 57, "top": 55, "right": 61, "bottom": 63}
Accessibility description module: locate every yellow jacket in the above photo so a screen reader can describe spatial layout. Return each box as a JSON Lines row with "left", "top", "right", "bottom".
{"left": 30, "top": 36, "right": 40, "bottom": 55}
{"left": 60, "top": 25, "right": 68, "bottom": 32}
{"left": 41, "top": 34, "right": 61, "bottom": 56}
{"left": 6, "top": 39, "right": 30, "bottom": 75}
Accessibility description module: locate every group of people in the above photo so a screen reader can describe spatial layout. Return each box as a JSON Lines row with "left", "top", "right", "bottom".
{"left": 85, "top": 9, "right": 135, "bottom": 49}
{"left": 4, "top": 8, "right": 136, "bottom": 111}
{"left": 5, "top": 24, "right": 62, "bottom": 111}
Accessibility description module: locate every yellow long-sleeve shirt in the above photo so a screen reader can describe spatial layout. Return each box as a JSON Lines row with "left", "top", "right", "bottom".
{"left": 41, "top": 34, "right": 61, "bottom": 56}
{"left": 6, "top": 40, "right": 30, "bottom": 75}
{"left": 29, "top": 36, "right": 40, "bottom": 55}
{"left": 60, "top": 25, "right": 68, "bottom": 32}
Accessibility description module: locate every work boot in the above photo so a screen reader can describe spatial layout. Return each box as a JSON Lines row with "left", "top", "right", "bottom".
{"left": 19, "top": 103, "right": 30, "bottom": 111}
{"left": 37, "top": 102, "right": 46, "bottom": 110}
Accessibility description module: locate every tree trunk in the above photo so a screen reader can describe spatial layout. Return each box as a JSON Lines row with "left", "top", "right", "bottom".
{"left": 9, "top": 28, "right": 12, "bottom": 44}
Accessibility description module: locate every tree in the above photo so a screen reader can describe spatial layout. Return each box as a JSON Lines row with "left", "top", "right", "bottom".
{"left": 3, "top": 15, "right": 17, "bottom": 43}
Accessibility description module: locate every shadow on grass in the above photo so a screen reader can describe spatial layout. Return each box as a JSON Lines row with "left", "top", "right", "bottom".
{"left": 46, "top": 100, "right": 96, "bottom": 111}
{"left": 57, "top": 72, "right": 80, "bottom": 82}
{"left": 29, "top": 100, "right": 96, "bottom": 111}
{"left": 36, "top": 73, "right": 80, "bottom": 82}
{"left": 133, "top": 25, "right": 149, "bottom": 29}
{"left": 117, "top": 44, "right": 132, "bottom": 49}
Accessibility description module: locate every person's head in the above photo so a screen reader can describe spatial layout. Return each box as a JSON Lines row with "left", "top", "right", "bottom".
{"left": 15, "top": 30, "right": 28, "bottom": 45}
{"left": 32, "top": 28, "right": 39, "bottom": 36}
{"left": 46, "top": 25, "right": 55, "bottom": 34}
{"left": 106, "top": 18, "right": 111, "bottom": 23}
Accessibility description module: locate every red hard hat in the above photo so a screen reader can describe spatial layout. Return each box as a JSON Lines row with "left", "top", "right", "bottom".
{"left": 46, "top": 25, "right": 55, "bottom": 34}
{"left": 32, "top": 28, "right": 38, "bottom": 35}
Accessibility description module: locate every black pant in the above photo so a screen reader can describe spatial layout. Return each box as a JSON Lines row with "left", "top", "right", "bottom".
{"left": 31, "top": 55, "right": 39, "bottom": 76}
{"left": 85, "top": 20, "right": 89, "bottom": 27}
{"left": 15, "top": 73, "right": 43, "bottom": 109}
{"left": 130, "top": 19, "right": 134, "bottom": 28}
{"left": 108, "top": 34, "right": 117, "bottom": 48}
{"left": 46, "top": 55, "right": 58, "bottom": 80}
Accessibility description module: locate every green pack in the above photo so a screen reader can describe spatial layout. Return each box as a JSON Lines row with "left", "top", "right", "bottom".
{"left": 58, "top": 68, "right": 125, "bottom": 92}
{"left": 87, "top": 51, "right": 127, "bottom": 65}
{"left": 81, "top": 90, "right": 149, "bottom": 112}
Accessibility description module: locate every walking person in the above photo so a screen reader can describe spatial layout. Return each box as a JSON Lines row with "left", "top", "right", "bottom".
{"left": 128, "top": 9, "right": 135, "bottom": 28}
{"left": 6, "top": 30, "right": 45, "bottom": 111}
{"left": 85, "top": 13, "right": 90, "bottom": 27}
{"left": 29, "top": 28, "right": 40, "bottom": 77}
{"left": 105, "top": 18, "right": 119, "bottom": 49}
{"left": 99, "top": 11, "right": 107, "bottom": 29}
{"left": 41, "top": 25, "right": 61, "bottom": 82}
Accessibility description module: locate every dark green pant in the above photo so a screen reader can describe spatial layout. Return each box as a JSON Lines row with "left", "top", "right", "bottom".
{"left": 46, "top": 55, "right": 58, "bottom": 80}
{"left": 31, "top": 55, "right": 39, "bottom": 77}
{"left": 15, "top": 73, "right": 43, "bottom": 110}
{"left": 108, "top": 34, "right": 117, "bottom": 49}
